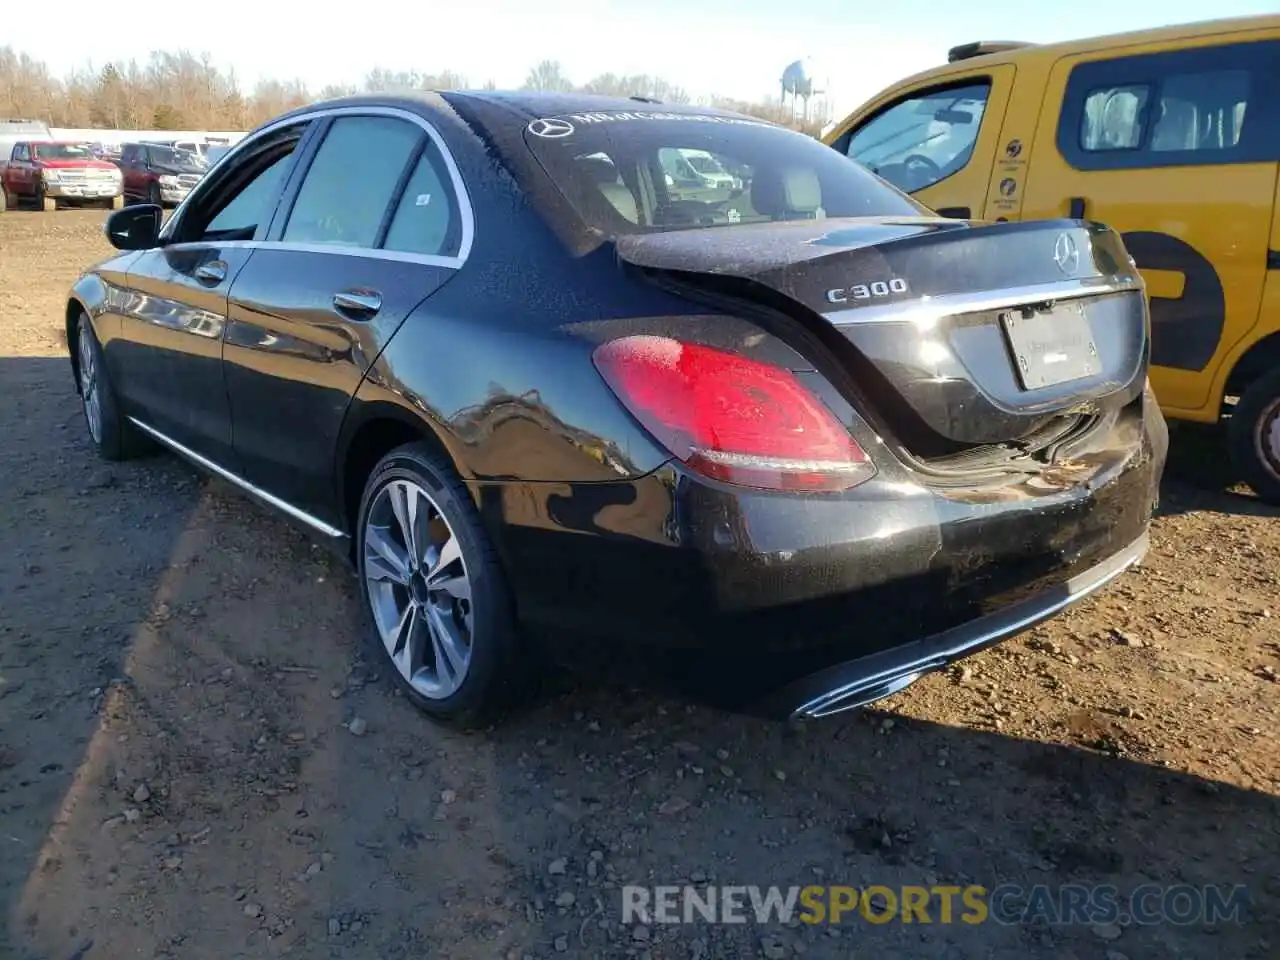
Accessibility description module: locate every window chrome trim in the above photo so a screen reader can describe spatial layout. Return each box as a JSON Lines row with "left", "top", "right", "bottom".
{"left": 127, "top": 417, "right": 348, "bottom": 541}
{"left": 826, "top": 276, "right": 1142, "bottom": 328}
{"left": 161, "top": 104, "right": 475, "bottom": 268}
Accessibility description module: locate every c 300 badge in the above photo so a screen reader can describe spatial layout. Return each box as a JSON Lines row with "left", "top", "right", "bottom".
{"left": 825, "top": 278, "right": 909, "bottom": 304}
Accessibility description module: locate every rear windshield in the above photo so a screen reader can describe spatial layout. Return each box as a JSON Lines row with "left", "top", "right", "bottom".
{"left": 34, "top": 143, "right": 93, "bottom": 160}
{"left": 521, "top": 110, "right": 925, "bottom": 235}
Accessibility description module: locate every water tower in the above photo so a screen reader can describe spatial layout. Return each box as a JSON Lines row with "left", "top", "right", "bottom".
{"left": 780, "top": 58, "right": 828, "bottom": 125}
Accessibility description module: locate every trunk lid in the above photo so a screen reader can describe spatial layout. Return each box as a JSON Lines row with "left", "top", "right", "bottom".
{"left": 614, "top": 217, "right": 1148, "bottom": 451}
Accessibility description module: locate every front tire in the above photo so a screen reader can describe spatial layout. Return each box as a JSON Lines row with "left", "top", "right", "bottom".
{"left": 356, "top": 443, "right": 532, "bottom": 727}
{"left": 148, "top": 182, "right": 162, "bottom": 207}
{"left": 36, "top": 184, "right": 55, "bottom": 212}
{"left": 1228, "top": 367, "right": 1280, "bottom": 505}
{"left": 75, "top": 314, "right": 151, "bottom": 461}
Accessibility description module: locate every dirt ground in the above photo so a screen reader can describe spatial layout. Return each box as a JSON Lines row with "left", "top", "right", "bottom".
{"left": 0, "top": 209, "right": 1277, "bottom": 960}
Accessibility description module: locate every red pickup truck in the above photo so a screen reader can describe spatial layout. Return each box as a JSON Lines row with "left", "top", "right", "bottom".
{"left": 0, "top": 140, "right": 124, "bottom": 212}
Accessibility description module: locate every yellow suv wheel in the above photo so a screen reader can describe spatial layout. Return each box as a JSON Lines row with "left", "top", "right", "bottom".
{"left": 1229, "top": 368, "right": 1280, "bottom": 505}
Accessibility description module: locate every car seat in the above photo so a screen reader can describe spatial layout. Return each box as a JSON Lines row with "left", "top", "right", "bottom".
{"left": 750, "top": 165, "right": 825, "bottom": 220}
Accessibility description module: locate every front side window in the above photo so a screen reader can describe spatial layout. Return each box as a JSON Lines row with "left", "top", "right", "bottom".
{"left": 845, "top": 82, "right": 991, "bottom": 193}
{"left": 172, "top": 124, "right": 308, "bottom": 244}
{"left": 13, "top": 145, "right": 28, "bottom": 162}
{"left": 515, "top": 110, "right": 924, "bottom": 237}
{"left": 283, "top": 116, "right": 422, "bottom": 248}
{"left": 203, "top": 152, "right": 294, "bottom": 240}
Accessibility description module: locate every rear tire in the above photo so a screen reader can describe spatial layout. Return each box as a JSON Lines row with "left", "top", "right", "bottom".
{"left": 1228, "top": 367, "right": 1280, "bottom": 505}
{"left": 355, "top": 442, "right": 535, "bottom": 728}
{"left": 75, "top": 313, "right": 152, "bottom": 461}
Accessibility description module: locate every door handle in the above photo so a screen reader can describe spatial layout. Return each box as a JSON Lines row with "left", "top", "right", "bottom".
{"left": 935, "top": 206, "right": 971, "bottom": 220}
{"left": 195, "top": 260, "right": 227, "bottom": 284}
{"left": 1068, "top": 197, "right": 1087, "bottom": 220}
{"left": 333, "top": 289, "right": 383, "bottom": 316}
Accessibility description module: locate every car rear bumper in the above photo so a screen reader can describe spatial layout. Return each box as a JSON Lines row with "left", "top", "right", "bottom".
{"left": 757, "top": 530, "right": 1147, "bottom": 718}
{"left": 475, "top": 390, "right": 1167, "bottom": 716}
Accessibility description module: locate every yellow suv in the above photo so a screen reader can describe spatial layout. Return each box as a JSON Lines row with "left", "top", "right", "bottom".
{"left": 825, "top": 15, "right": 1280, "bottom": 502}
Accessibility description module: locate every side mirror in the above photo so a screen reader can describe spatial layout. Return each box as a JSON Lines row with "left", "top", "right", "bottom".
{"left": 104, "top": 205, "right": 162, "bottom": 251}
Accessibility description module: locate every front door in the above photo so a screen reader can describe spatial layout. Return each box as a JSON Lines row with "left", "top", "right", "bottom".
{"left": 832, "top": 65, "right": 1017, "bottom": 221}
{"left": 223, "top": 111, "right": 465, "bottom": 524}
{"left": 1021, "top": 37, "right": 1280, "bottom": 415}
{"left": 113, "top": 122, "right": 315, "bottom": 466}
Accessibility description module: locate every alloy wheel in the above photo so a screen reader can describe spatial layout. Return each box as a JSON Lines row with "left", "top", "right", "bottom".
{"left": 78, "top": 327, "right": 102, "bottom": 443}
{"left": 363, "top": 479, "right": 474, "bottom": 699}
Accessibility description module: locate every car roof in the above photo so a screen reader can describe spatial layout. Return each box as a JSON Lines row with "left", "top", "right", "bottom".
{"left": 277, "top": 90, "right": 760, "bottom": 129}
{"left": 890, "top": 13, "right": 1279, "bottom": 88}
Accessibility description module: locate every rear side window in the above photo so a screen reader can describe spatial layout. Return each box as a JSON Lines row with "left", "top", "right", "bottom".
{"left": 382, "top": 143, "right": 460, "bottom": 257}
{"left": 515, "top": 109, "right": 924, "bottom": 237}
{"left": 283, "top": 116, "right": 421, "bottom": 248}
{"left": 842, "top": 82, "right": 992, "bottom": 193}
{"left": 1060, "top": 40, "right": 1280, "bottom": 169}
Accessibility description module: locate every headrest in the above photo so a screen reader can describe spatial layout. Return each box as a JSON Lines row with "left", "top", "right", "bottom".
{"left": 751, "top": 166, "right": 822, "bottom": 217}
{"left": 581, "top": 157, "right": 622, "bottom": 185}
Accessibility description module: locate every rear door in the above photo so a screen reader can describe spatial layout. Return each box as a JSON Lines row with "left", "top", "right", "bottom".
{"left": 222, "top": 109, "right": 467, "bottom": 524}
{"left": 113, "top": 121, "right": 314, "bottom": 466}
{"left": 1021, "top": 36, "right": 1280, "bottom": 415}
{"left": 829, "top": 65, "right": 1017, "bottom": 220}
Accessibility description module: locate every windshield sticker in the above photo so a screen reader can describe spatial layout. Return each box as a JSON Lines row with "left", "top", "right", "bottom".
{"left": 527, "top": 111, "right": 772, "bottom": 138}
{"left": 415, "top": 193, "right": 433, "bottom": 206}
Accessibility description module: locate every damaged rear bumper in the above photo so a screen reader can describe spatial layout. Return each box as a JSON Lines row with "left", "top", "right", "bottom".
{"left": 756, "top": 531, "right": 1148, "bottom": 718}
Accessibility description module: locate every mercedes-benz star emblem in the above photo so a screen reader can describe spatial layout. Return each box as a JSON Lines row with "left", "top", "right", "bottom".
{"left": 527, "top": 118, "right": 575, "bottom": 138}
{"left": 1053, "top": 232, "right": 1080, "bottom": 274}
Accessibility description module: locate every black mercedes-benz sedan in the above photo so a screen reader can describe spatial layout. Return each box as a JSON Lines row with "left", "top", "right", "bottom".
{"left": 65, "top": 91, "right": 1167, "bottom": 727}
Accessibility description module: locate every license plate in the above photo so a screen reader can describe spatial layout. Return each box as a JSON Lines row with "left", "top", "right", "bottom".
{"left": 1000, "top": 301, "right": 1101, "bottom": 390}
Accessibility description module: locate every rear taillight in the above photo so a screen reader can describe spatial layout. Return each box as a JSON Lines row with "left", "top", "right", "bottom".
{"left": 592, "top": 335, "right": 875, "bottom": 492}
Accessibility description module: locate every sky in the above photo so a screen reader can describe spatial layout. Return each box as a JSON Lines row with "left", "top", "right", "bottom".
{"left": 8, "top": 0, "right": 1279, "bottom": 118}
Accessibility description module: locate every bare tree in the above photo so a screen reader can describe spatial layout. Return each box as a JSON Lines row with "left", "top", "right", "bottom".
{"left": 522, "top": 59, "right": 572, "bottom": 93}
{"left": 0, "top": 46, "right": 818, "bottom": 137}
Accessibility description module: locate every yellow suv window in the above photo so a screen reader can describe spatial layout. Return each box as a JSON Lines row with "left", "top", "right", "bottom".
{"left": 843, "top": 83, "right": 991, "bottom": 193}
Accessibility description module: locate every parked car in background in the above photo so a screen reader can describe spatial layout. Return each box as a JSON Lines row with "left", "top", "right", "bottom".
{"left": 823, "top": 13, "right": 1280, "bottom": 503}
{"left": 65, "top": 92, "right": 1166, "bottom": 727}
{"left": 1, "top": 140, "right": 123, "bottom": 211}
{"left": 89, "top": 141, "right": 123, "bottom": 162}
{"left": 205, "top": 144, "right": 234, "bottom": 166}
{"left": 0, "top": 118, "right": 52, "bottom": 173}
{"left": 148, "top": 137, "right": 210, "bottom": 159}
{"left": 117, "top": 141, "right": 207, "bottom": 207}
